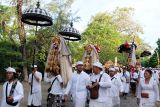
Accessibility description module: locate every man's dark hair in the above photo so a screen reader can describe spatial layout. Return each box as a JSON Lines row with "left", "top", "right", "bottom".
{"left": 13, "top": 72, "right": 18, "bottom": 79}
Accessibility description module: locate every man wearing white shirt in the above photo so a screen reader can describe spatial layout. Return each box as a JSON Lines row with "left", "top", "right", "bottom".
{"left": 28, "top": 65, "right": 42, "bottom": 107}
{"left": 114, "top": 66, "right": 123, "bottom": 93}
{"left": 152, "top": 69, "right": 159, "bottom": 84}
{"left": 114, "top": 67, "right": 123, "bottom": 82}
{"left": 87, "top": 62, "right": 112, "bottom": 107}
{"left": 44, "top": 72, "right": 64, "bottom": 107}
{"left": 109, "top": 67, "right": 123, "bottom": 107}
{"left": 138, "top": 67, "right": 145, "bottom": 79}
{"left": 130, "top": 70, "right": 138, "bottom": 96}
{"left": 64, "top": 61, "right": 90, "bottom": 107}
{"left": 1, "top": 67, "right": 24, "bottom": 107}
{"left": 114, "top": 67, "right": 120, "bottom": 79}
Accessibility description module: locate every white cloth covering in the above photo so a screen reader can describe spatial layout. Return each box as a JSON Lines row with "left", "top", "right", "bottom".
{"left": 28, "top": 71, "right": 42, "bottom": 106}
{"left": 0, "top": 81, "right": 24, "bottom": 107}
{"left": 59, "top": 36, "right": 72, "bottom": 86}
{"left": 137, "top": 78, "right": 159, "bottom": 107}
{"left": 89, "top": 71, "right": 112, "bottom": 107}
{"left": 65, "top": 71, "right": 90, "bottom": 107}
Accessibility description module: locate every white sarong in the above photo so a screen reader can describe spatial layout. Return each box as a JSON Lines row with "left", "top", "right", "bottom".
{"left": 28, "top": 91, "right": 42, "bottom": 106}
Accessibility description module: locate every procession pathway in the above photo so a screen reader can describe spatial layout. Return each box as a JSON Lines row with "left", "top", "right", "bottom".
{"left": 0, "top": 82, "right": 138, "bottom": 107}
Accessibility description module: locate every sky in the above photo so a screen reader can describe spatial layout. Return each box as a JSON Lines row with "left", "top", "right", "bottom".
{"left": 71, "top": 0, "right": 160, "bottom": 48}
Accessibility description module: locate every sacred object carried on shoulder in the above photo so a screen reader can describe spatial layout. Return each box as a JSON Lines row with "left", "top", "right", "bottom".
{"left": 45, "top": 36, "right": 61, "bottom": 75}
{"left": 84, "top": 55, "right": 92, "bottom": 70}
{"left": 83, "top": 44, "right": 100, "bottom": 73}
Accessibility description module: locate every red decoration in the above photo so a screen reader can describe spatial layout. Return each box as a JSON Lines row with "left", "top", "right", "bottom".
{"left": 130, "top": 65, "right": 135, "bottom": 73}
{"left": 136, "top": 62, "right": 140, "bottom": 66}
{"left": 124, "top": 41, "right": 129, "bottom": 49}
{"left": 94, "top": 45, "right": 100, "bottom": 53}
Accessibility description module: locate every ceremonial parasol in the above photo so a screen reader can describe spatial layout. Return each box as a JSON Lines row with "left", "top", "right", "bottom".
{"left": 21, "top": 0, "right": 52, "bottom": 94}
{"left": 118, "top": 42, "right": 137, "bottom": 53}
{"left": 59, "top": 17, "right": 81, "bottom": 41}
{"left": 21, "top": 1, "right": 53, "bottom": 66}
{"left": 140, "top": 50, "right": 151, "bottom": 57}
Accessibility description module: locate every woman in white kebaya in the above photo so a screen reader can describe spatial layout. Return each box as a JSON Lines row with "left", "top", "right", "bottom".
{"left": 137, "top": 69, "right": 159, "bottom": 107}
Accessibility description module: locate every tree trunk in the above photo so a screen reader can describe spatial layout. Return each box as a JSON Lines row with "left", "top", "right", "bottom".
{"left": 17, "top": 0, "right": 28, "bottom": 81}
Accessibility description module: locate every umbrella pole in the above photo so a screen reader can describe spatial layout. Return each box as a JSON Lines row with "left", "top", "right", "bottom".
{"left": 31, "top": 25, "right": 37, "bottom": 95}
{"left": 32, "top": 25, "right": 37, "bottom": 67}
{"left": 32, "top": 49, "right": 36, "bottom": 67}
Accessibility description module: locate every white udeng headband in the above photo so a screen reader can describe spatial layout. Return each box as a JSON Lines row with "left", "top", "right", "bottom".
{"left": 93, "top": 62, "right": 103, "bottom": 69}
{"left": 76, "top": 61, "right": 83, "bottom": 65}
{"left": 109, "top": 67, "right": 116, "bottom": 72}
{"left": 6, "top": 67, "right": 16, "bottom": 73}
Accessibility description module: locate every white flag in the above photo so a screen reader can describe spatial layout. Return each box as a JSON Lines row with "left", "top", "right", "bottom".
{"left": 130, "top": 45, "right": 137, "bottom": 66}
{"left": 115, "top": 57, "right": 117, "bottom": 66}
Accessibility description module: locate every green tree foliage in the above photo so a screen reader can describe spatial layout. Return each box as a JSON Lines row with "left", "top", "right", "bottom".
{"left": 0, "top": 5, "right": 17, "bottom": 41}
{"left": 148, "top": 38, "right": 160, "bottom": 67}
{"left": 82, "top": 12, "right": 123, "bottom": 64}
{"left": 0, "top": 5, "right": 21, "bottom": 67}
{"left": 81, "top": 8, "right": 149, "bottom": 64}
{"left": 0, "top": 40, "right": 21, "bottom": 67}
{"left": 68, "top": 41, "right": 84, "bottom": 63}
{"left": 0, "top": 40, "right": 22, "bottom": 82}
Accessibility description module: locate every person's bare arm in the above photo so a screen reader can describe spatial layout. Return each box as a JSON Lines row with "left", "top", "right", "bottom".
{"left": 33, "top": 72, "right": 41, "bottom": 82}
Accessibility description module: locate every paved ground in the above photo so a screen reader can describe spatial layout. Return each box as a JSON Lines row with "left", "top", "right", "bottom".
{"left": 0, "top": 81, "right": 138, "bottom": 107}
{"left": 120, "top": 94, "right": 138, "bottom": 107}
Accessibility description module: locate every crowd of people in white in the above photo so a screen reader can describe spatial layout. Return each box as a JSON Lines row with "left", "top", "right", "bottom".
{"left": 1, "top": 61, "right": 160, "bottom": 107}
